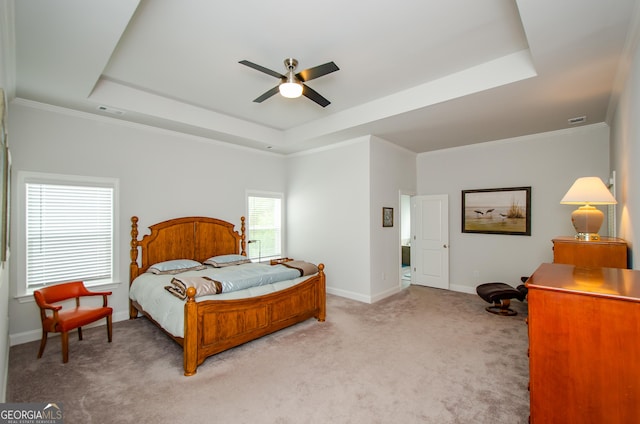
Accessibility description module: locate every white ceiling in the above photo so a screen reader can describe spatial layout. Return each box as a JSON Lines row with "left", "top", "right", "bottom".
{"left": 10, "top": 0, "right": 639, "bottom": 154}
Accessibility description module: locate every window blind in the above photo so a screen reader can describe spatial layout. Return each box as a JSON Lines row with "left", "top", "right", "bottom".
{"left": 247, "top": 195, "right": 282, "bottom": 260}
{"left": 26, "top": 182, "right": 114, "bottom": 290}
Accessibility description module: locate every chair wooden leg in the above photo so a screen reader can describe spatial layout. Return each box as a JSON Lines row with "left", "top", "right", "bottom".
{"left": 37, "top": 330, "right": 48, "bottom": 359}
{"left": 61, "top": 331, "right": 69, "bottom": 363}
{"left": 106, "top": 315, "right": 113, "bottom": 343}
{"left": 77, "top": 327, "right": 83, "bottom": 340}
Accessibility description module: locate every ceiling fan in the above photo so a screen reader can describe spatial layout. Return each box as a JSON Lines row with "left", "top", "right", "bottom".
{"left": 239, "top": 58, "right": 339, "bottom": 107}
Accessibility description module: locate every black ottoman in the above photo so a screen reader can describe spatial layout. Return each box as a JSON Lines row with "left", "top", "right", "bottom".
{"left": 476, "top": 282, "right": 528, "bottom": 316}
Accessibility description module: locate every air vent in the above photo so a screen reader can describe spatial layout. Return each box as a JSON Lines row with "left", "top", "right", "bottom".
{"left": 568, "top": 116, "right": 586, "bottom": 125}
{"left": 97, "top": 105, "right": 125, "bottom": 116}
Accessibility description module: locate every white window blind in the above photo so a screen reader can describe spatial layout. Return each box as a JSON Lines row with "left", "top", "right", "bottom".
{"left": 247, "top": 194, "right": 282, "bottom": 261}
{"left": 26, "top": 182, "right": 114, "bottom": 290}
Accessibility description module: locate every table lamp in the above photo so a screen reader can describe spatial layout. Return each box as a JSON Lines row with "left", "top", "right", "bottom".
{"left": 560, "top": 176, "right": 617, "bottom": 241}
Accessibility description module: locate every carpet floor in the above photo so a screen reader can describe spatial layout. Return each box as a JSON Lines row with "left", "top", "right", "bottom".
{"left": 8, "top": 285, "right": 530, "bottom": 423}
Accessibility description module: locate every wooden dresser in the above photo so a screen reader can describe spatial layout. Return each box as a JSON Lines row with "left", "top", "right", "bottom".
{"left": 526, "top": 263, "right": 640, "bottom": 423}
{"left": 552, "top": 236, "right": 628, "bottom": 268}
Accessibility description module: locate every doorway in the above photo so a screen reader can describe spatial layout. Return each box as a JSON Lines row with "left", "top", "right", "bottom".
{"left": 400, "top": 194, "right": 412, "bottom": 287}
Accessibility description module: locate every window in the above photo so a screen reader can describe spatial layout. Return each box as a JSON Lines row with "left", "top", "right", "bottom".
{"left": 247, "top": 192, "right": 283, "bottom": 261}
{"left": 19, "top": 172, "right": 119, "bottom": 295}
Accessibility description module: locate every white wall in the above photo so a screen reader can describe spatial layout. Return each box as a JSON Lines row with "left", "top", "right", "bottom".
{"left": 369, "top": 136, "right": 416, "bottom": 301}
{"left": 287, "top": 136, "right": 417, "bottom": 303}
{"left": 0, "top": 0, "right": 14, "bottom": 403}
{"left": 286, "top": 137, "right": 372, "bottom": 302}
{"left": 7, "top": 101, "right": 287, "bottom": 344}
{"left": 611, "top": 8, "right": 640, "bottom": 268}
{"left": 417, "top": 124, "right": 611, "bottom": 293}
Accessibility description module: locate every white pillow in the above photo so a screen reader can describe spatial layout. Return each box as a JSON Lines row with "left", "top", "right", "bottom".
{"left": 204, "top": 254, "right": 251, "bottom": 268}
{"left": 148, "top": 259, "right": 206, "bottom": 275}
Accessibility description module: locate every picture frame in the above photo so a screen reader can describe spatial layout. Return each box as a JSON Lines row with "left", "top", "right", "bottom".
{"left": 462, "top": 186, "right": 531, "bottom": 236}
{"left": 382, "top": 207, "right": 394, "bottom": 227}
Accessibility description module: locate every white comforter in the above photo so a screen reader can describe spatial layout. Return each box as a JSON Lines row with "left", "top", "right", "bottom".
{"left": 129, "top": 263, "right": 312, "bottom": 338}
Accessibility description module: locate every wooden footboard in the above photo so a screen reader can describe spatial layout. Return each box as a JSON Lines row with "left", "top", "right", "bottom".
{"left": 183, "top": 264, "right": 325, "bottom": 376}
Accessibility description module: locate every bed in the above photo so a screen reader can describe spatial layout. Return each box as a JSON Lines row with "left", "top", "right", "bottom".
{"left": 129, "top": 215, "right": 326, "bottom": 376}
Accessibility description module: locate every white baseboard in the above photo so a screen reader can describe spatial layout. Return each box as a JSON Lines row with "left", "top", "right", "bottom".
{"left": 326, "top": 286, "right": 372, "bottom": 303}
{"left": 328, "top": 284, "right": 475, "bottom": 303}
{"left": 370, "top": 286, "right": 403, "bottom": 303}
{"left": 9, "top": 310, "right": 130, "bottom": 346}
{"left": 449, "top": 284, "right": 477, "bottom": 295}
{"left": 327, "top": 285, "right": 404, "bottom": 304}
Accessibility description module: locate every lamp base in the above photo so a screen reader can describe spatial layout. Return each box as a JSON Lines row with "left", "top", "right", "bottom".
{"left": 571, "top": 205, "right": 604, "bottom": 241}
{"left": 574, "top": 232, "right": 601, "bottom": 241}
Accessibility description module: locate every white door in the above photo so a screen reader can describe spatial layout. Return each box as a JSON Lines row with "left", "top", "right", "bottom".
{"left": 412, "top": 195, "right": 449, "bottom": 289}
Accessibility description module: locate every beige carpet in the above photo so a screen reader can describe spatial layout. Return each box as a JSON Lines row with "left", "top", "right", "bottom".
{"left": 8, "top": 285, "right": 530, "bottom": 423}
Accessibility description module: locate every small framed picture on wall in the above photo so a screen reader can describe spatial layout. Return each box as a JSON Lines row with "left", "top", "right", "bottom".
{"left": 382, "top": 207, "right": 394, "bottom": 227}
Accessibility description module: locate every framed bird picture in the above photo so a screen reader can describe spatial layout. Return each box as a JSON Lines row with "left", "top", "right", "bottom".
{"left": 462, "top": 187, "right": 531, "bottom": 236}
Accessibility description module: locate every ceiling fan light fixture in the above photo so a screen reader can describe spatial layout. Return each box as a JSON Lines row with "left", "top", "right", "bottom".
{"left": 279, "top": 73, "right": 303, "bottom": 98}
{"left": 240, "top": 57, "right": 336, "bottom": 106}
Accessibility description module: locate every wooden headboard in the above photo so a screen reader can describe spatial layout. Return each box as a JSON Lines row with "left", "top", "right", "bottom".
{"left": 129, "top": 216, "right": 246, "bottom": 282}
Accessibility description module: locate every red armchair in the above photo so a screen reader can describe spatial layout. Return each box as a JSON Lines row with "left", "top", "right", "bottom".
{"left": 34, "top": 281, "right": 113, "bottom": 363}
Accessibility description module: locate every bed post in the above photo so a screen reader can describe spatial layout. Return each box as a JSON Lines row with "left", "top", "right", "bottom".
{"left": 240, "top": 216, "right": 247, "bottom": 255}
{"left": 317, "top": 264, "right": 326, "bottom": 322}
{"left": 129, "top": 216, "right": 140, "bottom": 319}
{"left": 184, "top": 287, "right": 198, "bottom": 376}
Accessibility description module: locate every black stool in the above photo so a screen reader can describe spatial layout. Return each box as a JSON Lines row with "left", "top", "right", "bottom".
{"left": 476, "top": 282, "right": 528, "bottom": 316}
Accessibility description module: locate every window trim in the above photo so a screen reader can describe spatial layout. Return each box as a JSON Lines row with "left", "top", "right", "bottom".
{"left": 15, "top": 171, "right": 121, "bottom": 300}
{"left": 246, "top": 190, "right": 285, "bottom": 261}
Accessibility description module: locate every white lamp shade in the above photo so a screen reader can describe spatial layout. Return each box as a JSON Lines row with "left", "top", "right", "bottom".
{"left": 560, "top": 177, "right": 617, "bottom": 205}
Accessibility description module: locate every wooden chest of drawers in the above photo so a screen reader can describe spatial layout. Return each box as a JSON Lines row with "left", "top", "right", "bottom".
{"left": 552, "top": 236, "right": 628, "bottom": 268}
{"left": 527, "top": 263, "right": 640, "bottom": 423}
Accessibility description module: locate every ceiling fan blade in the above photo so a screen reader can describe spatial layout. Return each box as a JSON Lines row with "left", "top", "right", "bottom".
{"left": 296, "top": 61, "right": 339, "bottom": 82}
{"left": 302, "top": 84, "right": 331, "bottom": 107}
{"left": 253, "top": 86, "right": 280, "bottom": 103}
{"left": 239, "top": 60, "right": 285, "bottom": 79}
